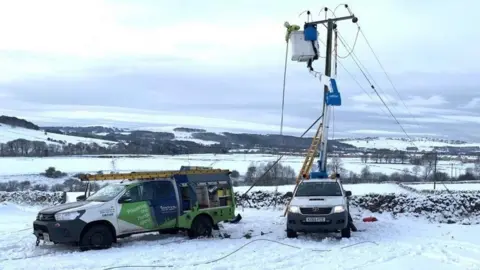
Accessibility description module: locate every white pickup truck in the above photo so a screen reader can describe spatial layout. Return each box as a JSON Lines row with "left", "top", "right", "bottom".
{"left": 286, "top": 178, "right": 352, "bottom": 238}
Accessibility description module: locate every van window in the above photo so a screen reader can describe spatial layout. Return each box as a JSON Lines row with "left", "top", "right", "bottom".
{"left": 148, "top": 181, "right": 175, "bottom": 199}
{"left": 86, "top": 184, "right": 125, "bottom": 202}
{"left": 295, "top": 181, "right": 342, "bottom": 196}
{"left": 121, "top": 185, "right": 143, "bottom": 202}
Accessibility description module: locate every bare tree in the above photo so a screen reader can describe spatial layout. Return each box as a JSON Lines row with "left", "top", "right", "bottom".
{"left": 412, "top": 165, "right": 421, "bottom": 178}
{"left": 360, "top": 152, "right": 369, "bottom": 163}
{"left": 474, "top": 163, "right": 480, "bottom": 178}
{"left": 244, "top": 164, "right": 257, "bottom": 184}
{"left": 421, "top": 153, "right": 436, "bottom": 181}
{"left": 361, "top": 166, "right": 372, "bottom": 182}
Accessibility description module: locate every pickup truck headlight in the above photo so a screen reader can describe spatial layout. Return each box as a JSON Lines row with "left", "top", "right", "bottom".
{"left": 55, "top": 211, "right": 82, "bottom": 221}
{"left": 333, "top": 205, "right": 345, "bottom": 213}
{"left": 289, "top": 206, "right": 301, "bottom": 214}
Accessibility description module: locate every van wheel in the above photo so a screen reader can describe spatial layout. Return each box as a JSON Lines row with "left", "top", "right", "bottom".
{"left": 341, "top": 227, "right": 351, "bottom": 238}
{"left": 188, "top": 215, "right": 213, "bottom": 239}
{"left": 79, "top": 224, "right": 113, "bottom": 251}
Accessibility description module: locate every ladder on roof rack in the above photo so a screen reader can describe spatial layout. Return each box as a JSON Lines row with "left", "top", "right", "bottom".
{"left": 77, "top": 168, "right": 231, "bottom": 181}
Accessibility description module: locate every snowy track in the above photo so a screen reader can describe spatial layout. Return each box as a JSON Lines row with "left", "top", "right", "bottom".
{"left": 2, "top": 204, "right": 480, "bottom": 270}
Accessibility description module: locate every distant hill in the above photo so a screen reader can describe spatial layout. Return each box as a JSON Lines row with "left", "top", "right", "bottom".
{"left": 338, "top": 137, "right": 480, "bottom": 153}
{"left": 0, "top": 115, "right": 39, "bottom": 130}
{"left": 42, "top": 125, "right": 127, "bottom": 134}
{"left": 2, "top": 116, "right": 480, "bottom": 157}
{"left": 173, "top": 127, "right": 206, "bottom": 133}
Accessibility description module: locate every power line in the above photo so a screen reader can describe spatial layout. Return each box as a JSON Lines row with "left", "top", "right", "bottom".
{"left": 335, "top": 32, "right": 400, "bottom": 115}
{"left": 337, "top": 27, "right": 360, "bottom": 59}
{"left": 324, "top": 6, "right": 403, "bottom": 118}
{"left": 331, "top": 34, "right": 418, "bottom": 149}
{"left": 335, "top": 4, "right": 418, "bottom": 123}
{"left": 316, "top": 37, "right": 401, "bottom": 152}
{"left": 353, "top": 25, "right": 469, "bottom": 140}
{"left": 356, "top": 27, "right": 415, "bottom": 117}
{"left": 325, "top": 26, "right": 418, "bottom": 149}
{"left": 330, "top": 5, "right": 459, "bottom": 147}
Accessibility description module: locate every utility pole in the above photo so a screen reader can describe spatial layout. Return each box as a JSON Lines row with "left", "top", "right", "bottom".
{"left": 305, "top": 14, "right": 358, "bottom": 173}
{"left": 433, "top": 151, "right": 438, "bottom": 190}
{"left": 450, "top": 163, "right": 453, "bottom": 180}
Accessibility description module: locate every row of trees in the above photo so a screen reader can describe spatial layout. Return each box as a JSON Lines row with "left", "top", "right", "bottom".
{"left": 239, "top": 157, "right": 480, "bottom": 186}
{"left": 243, "top": 161, "right": 296, "bottom": 186}
{"left": 0, "top": 178, "right": 102, "bottom": 192}
{"left": 359, "top": 150, "right": 479, "bottom": 167}
{"left": 2, "top": 155, "right": 480, "bottom": 192}
{"left": 360, "top": 150, "right": 410, "bottom": 164}
{"left": 0, "top": 138, "right": 230, "bottom": 157}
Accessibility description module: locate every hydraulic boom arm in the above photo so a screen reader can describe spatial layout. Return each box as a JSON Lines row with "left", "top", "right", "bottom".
{"left": 282, "top": 13, "right": 356, "bottom": 216}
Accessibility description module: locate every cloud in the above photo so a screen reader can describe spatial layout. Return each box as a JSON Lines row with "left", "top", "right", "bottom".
{"left": 395, "top": 117, "right": 459, "bottom": 124}
{"left": 460, "top": 97, "right": 480, "bottom": 109}
{"left": 440, "top": 115, "right": 480, "bottom": 124}
{"left": 407, "top": 95, "right": 448, "bottom": 106}
{"left": 1, "top": 0, "right": 480, "bottom": 142}
{"left": 346, "top": 129, "right": 438, "bottom": 136}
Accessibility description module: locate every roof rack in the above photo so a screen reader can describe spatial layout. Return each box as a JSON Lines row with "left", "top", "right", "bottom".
{"left": 77, "top": 168, "right": 231, "bottom": 181}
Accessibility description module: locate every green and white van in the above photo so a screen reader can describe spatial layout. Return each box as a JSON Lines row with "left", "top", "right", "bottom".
{"left": 33, "top": 167, "right": 240, "bottom": 251}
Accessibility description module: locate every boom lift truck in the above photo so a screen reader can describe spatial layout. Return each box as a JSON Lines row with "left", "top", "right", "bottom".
{"left": 283, "top": 12, "right": 359, "bottom": 238}
{"left": 33, "top": 166, "right": 241, "bottom": 251}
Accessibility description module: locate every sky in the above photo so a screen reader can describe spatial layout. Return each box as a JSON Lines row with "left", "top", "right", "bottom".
{"left": 0, "top": 0, "right": 479, "bottom": 141}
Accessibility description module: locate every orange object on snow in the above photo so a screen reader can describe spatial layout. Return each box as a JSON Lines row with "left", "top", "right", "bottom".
{"left": 362, "top": 216, "right": 378, "bottom": 222}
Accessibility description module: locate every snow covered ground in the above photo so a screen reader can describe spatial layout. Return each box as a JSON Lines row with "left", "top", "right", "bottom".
{"left": 340, "top": 137, "right": 480, "bottom": 152}
{"left": 0, "top": 124, "right": 116, "bottom": 147}
{"left": 405, "top": 183, "right": 480, "bottom": 192}
{"left": 0, "top": 154, "right": 475, "bottom": 181}
{"left": 1, "top": 203, "right": 480, "bottom": 269}
{"left": 170, "top": 130, "right": 219, "bottom": 146}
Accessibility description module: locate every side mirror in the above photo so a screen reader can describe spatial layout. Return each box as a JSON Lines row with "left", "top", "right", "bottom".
{"left": 118, "top": 197, "right": 132, "bottom": 203}
{"left": 345, "top": 190, "right": 352, "bottom": 197}
{"left": 76, "top": 195, "right": 86, "bottom": 201}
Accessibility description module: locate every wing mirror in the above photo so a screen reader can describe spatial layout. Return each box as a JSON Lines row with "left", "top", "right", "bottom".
{"left": 345, "top": 190, "right": 352, "bottom": 197}
{"left": 76, "top": 195, "right": 86, "bottom": 201}
{"left": 118, "top": 197, "right": 132, "bottom": 203}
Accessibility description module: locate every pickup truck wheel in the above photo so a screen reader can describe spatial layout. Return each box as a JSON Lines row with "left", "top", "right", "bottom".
{"left": 286, "top": 229, "right": 297, "bottom": 238}
{"left": 188, "top": 215, "right": 213, "bottom": 239}
{"left": 79, "top": 224, "right": 113, "bottom": 251}
{"left": 341, "top": 227, "right": 351, "bottom": 238}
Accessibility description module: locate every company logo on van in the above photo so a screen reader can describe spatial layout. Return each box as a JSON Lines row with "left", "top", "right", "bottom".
{"left": 160, "top": 205, "right": 177, "bottom": 212}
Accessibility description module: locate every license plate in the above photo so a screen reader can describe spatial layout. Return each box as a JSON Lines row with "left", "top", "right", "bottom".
{"left": 43, "top": 233, "right": 50, "bottom": 242}
{"left": 305, "top": 217, "right": 325, "bottom": 222}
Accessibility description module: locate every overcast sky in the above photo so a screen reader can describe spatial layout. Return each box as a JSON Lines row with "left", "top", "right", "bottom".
{"left": 0, "top": 0, "right": 479, "bottom": 141}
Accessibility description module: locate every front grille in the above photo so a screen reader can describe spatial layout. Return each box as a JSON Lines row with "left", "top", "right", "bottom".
{"left": 37, "top": 213, "right": 55, "bottom": 221}
{"left": 300, "top": 207, "right": 332, "bottom": 215}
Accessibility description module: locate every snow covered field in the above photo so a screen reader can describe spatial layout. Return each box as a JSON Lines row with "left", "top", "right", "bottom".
{"left": 0, "top": 154, "right": 475, "bottom": 180}
{"left": 1, "top": 203, "right": 480, "bottom": 270}
{"left": 0, "top": 124, "right": 116, "bottom": 147}
{"left": 2, "top": 154, "right": 480, "bottom": 269}
{"left": 341, "top": 137, "right": 480, "bottom": 152}
{"left": 405, "top": 183, "right": 480, "bottom": 192}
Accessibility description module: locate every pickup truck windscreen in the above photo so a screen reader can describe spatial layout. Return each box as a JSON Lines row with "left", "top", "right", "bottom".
{"left": 295, "top": 181, "right": 343, "bottom": 196}
{"left": 86, "top": 184, "right": 125, "bottom": 202}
